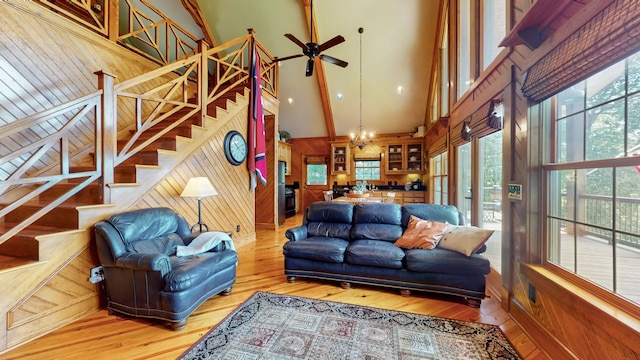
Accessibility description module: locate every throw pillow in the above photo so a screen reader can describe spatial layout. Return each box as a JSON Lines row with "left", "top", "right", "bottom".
{"left": 394, "top": 215, "right": 448, "bottom": 249}
{"left": 438, "top": 226, "right": 494, "bottom": 256}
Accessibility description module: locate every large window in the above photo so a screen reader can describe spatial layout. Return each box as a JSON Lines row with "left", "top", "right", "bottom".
{"left": 543, "top": 52, "right": 640, "bottom": 306}
{"left": 432, "top": 152, "right": 449, "bottom": 205}
{"left": 354, "top": 160, "right": 381, "bottom": 181}
{"left": 482, "top": 0, "right": 506, "bottom": 70}
{"left": 457, "top": 0, "right": 472, "bottom": 99}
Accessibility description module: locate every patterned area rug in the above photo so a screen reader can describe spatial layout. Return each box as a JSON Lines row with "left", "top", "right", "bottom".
{"left": 178, "top": 291, "right": 521, "bottom": 359}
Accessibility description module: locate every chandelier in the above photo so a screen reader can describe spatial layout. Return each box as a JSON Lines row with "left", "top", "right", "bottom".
{"left": 350, "top": 27, "right": 373, "bottom": 150}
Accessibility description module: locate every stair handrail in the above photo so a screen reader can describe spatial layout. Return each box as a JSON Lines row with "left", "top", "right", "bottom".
{"left": 0, "top": 91, "right": 103, "bottom": 244}
{"left": 0, "top": 31, "right": 277, "bottom": 245}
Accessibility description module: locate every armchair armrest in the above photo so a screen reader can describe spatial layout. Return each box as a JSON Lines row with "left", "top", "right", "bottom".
{"left": 115, "top": 253, "right": 171, "bottom": 275}
{"left": 285, "top": 225, "right": 308, "bottom": 241}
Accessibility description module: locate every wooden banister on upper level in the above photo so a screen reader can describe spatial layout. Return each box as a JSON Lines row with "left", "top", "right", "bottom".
{"left": 0, "top": 28, "right": 278, "bottom": 246}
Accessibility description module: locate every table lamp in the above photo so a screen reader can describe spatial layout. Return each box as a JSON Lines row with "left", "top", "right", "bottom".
{"left": 180, "top": 177, "right": 218, "bottom": 232}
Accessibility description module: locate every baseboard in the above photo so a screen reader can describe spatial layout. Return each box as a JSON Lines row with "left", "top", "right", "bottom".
{"left": 509, "top": 298, "right": 578, "bottom": 360}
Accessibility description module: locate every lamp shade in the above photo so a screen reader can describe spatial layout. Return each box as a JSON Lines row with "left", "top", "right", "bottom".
{"left": 180, "top": 177, "right": 218, "bottom": 198}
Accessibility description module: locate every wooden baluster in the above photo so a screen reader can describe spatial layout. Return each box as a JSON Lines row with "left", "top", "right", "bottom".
{"left": 95, "top": 70, "right": 117, "bottom": 204}
{"left": 198, "top": 40, "right": 209, "bottom": 127}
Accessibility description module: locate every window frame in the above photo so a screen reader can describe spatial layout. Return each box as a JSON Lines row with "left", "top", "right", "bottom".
{"left": 541, "top": 55, "right": 640, "bottom": 314}
{"left": 354, "top": 159, "right": 381, "bottom": 181}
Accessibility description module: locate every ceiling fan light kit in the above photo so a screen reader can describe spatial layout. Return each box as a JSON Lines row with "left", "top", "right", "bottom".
{"left": 351, "top": 27, "right": 374, "bottom": 150}
{"left": 276, "top": 0, "right": 348, "bottom": 77}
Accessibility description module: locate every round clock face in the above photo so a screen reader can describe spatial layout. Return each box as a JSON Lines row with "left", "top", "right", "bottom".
{"left": 224, "top": 130, "right": 247, "bottom": 166}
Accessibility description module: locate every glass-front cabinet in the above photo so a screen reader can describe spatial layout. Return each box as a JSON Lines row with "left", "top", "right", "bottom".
{"left": 386, "top": 142, "right": 423, "bottom": 173}
{"left": 387, "top": 144, "right": 403, "bottom": 173}
{"left": 406, "top": 143, "right": 423, "bottom": 172}
{"left": 331, "top": 143, "right": 350, "bottom": 174}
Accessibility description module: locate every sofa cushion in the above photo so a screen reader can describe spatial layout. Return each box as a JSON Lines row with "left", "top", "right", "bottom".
{"left": 283, "top": 237, "right": 350, "bottom": 263}
{"left": 346, "top": 240, "right": 406, "bottom": 269}
{"left": 351, "top": 203, "right": 403, "bottom": 242}
{"left": 126, "top": 233, "right": 185, "bottom": 256}
{"left": 164, "top": 250, "right": 238, "bottom": 292}
{"left": 107, "top": 207, "right": 181, "bottom": 244}
{"left": 438, "top": 226, "right": 494, "bottom": 256}
{"left": 404, "top": 248, "right": 490, "bottom": 276}
{"left": 352, "top": 203, "right": 402, "bottom": 224}
{"left": 394, "top": 216, "right": 448, "bottom": 250}
{"left": 306, "top": 202, "right": 354, "bottom": 240}
{"left": 401, "top": 204, "right": 464, "bottom": 227}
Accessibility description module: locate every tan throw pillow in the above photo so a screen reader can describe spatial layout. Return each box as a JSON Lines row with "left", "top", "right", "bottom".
{"left": 438, "top": 226, "right": 494, "bottom": 256}
{"left": 394, "top": 215, "right": 448, "bottom": 249}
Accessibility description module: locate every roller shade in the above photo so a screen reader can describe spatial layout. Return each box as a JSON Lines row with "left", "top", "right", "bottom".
{"left": 522, "top": 0, "right": 640, "bottom": 102}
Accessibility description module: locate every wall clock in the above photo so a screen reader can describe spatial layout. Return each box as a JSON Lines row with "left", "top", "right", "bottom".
{"left": 223, "top": 130, "right": 247, "bottom": 166}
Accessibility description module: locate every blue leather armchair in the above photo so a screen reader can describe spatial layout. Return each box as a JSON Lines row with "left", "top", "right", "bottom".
{"left": 94, "top": 207, "right": 237, "bottom": 330}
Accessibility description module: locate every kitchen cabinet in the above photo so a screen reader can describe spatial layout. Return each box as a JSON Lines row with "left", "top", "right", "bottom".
{"left": 331, "top": 144, "right": 350, "bottom": 174}
{"left": 385, "top": 142, "right": 424, "bottom": 173}
{"left": 278, "top": 141, "right": 291, "bottom": 176}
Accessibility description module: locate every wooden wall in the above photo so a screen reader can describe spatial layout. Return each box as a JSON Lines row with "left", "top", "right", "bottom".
{"left": 446, "top": 0, "right": 640, "bottom": 358}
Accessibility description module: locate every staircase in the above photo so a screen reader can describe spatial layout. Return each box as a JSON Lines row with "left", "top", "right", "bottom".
{"left": 0, "top": 83, "right": 250, "bottom": 351}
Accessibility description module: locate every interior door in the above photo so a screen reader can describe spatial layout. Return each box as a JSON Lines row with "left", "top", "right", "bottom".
{"left": 301, "top": 155, "right": 329, "bottom": 210}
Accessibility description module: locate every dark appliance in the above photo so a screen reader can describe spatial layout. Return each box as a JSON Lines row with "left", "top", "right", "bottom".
{"left": 285, "top": 187, "right": 296, "bottom": 218}
{"left": 278, "top": 161, "right": 286, "bottom": 225}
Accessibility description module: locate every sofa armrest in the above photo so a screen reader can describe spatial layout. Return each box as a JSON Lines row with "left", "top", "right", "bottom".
{"left": 285, "top": 226, "right": 308, "bottom": 241}
{"left": 115, "top": 253, "right": 171, "bottom": 275}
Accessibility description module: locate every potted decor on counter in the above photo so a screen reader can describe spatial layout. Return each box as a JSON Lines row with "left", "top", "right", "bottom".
{"left": 351, "top": 180, "right": 368, "bottom": 194}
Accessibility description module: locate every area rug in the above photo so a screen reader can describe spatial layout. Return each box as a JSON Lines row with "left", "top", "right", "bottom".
{"left": 178, "top": 291, "right": 521, "bottom": 359}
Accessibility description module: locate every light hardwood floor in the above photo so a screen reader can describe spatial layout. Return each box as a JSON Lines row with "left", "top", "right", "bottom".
{"left": 0, "top": 214, "right": 549, "bottom": 359}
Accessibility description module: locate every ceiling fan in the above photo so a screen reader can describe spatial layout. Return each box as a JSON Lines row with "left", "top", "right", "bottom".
{"left": 275, "top": 0, "right": 348, "bottom": 77}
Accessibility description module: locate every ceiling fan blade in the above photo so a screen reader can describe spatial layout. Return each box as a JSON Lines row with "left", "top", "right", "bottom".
{"left": 275, "top": 54, "right": 305, "bottom": 62}
{"left": 305, "top": 58, "right": 315, "bottom": 77}
{"left": 317, "top": 35, "right": 345, "bottom": 52}
{"left": 320, "top": 54, "right": 348, "bottom": 68}
{"left": 284, "top": 34, "right": 308, "bottom": 50}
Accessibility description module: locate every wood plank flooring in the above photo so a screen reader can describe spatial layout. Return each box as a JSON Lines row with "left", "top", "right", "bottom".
{"left": 0, "top": 214, "right": 549, "bottom": 359}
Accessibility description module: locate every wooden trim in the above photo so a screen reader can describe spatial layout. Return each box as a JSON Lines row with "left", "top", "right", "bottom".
{"left": 509, "top": 298, "right": 576, "bottom": 360}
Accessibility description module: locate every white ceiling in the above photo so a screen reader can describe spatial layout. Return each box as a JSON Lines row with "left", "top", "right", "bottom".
{"left": 197, "top": 0, "right": 440, "bottom": 139}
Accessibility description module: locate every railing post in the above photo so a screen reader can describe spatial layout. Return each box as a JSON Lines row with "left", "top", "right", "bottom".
{"left": 198, "top": 40, "right": 209, "bottom": 127}
{"left": 107, "top": 0, "right": 119, "bottom": 43}
{"left": 95, "top": 70, "right": 118, "bottom": 204}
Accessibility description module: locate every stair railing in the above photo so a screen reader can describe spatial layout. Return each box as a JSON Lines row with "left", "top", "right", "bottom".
{"left": 0, "top": 31, "right": 277, "bottom": 245}
{"left": 0, "top": 92, "right": 103, "bottom": 244}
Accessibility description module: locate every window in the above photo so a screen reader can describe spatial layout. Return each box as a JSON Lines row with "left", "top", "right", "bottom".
{"left": 432, "top": 152, "right": 449, "bottom": 205}
{"left": 440, "top": 19, "right": 449, "bottom": 116}
{"left": 543, "top": 52, "right": 640, "bottom": 306}
{"left": 354, "top": 160, "right": 381, "bottom": 181}
{"left": 306, "top": 164, "right": 327, "bottom": 185}
{"left": 482, "top": 0, "right": 506, "bottom": 70}
{"left": 457, "top": 0, "right": 472, "bottom": 99}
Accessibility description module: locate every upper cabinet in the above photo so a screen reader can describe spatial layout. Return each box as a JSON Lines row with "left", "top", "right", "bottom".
{"left": 278, "top": 141, "right": 291, "bottom": 176}
{"left": 331, "top": 143, "right": 350, "bottom": 174}
{"left": 386, "top": 141, "right": 424, "bottom": 174}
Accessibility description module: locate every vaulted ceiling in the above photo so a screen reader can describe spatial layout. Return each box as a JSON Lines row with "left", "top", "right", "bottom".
{"left": 181, "top": 0, "right": 441, "bottom": 140}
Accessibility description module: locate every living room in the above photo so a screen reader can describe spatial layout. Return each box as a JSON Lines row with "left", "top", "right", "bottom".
{"left": 1, "top": 0, "right": 640, "bottom": 359}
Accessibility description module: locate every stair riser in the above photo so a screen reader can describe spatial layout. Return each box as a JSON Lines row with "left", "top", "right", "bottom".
{"left": 5, "top": 207, "right": 78, "bottom": 228}
{"left": 120, "top": 151, "right": 159, "bottom": 166}
{"left": 39, "top": 184, "right": 100, "bottom": 204}
{"left": 0, "top": 236, "right": 39, "bottom": 260}
{"left": 119, "top": 137, "right": 176, "bottom": 152}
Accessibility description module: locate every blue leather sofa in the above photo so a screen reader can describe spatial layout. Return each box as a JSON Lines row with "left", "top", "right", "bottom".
{"left": 94, "top": 207, "right": 237, "bottom": 329}
{"left": 283, "top": 202, "right": 490, "bottom": 306}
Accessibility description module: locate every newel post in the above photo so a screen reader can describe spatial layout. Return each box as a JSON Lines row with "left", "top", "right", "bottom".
{"left": 95, "top": 70, "right": 117, "bottom": 204}
{"left": 198, "top": 40, "right": 209, "bottom": 127}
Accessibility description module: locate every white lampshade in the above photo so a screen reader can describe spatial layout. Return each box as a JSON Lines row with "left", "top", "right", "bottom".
{"left": 180, "top": 177, "right": 218, "bottom": 198}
